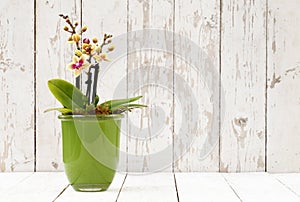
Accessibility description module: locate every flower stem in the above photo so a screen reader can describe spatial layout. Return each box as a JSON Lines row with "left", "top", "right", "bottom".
{"left": 92, "top": 63, "right": 99, "bottom": 103}
{"left": 85, "top": 68, "right": 92, "bottom": 103}
{"left": 75, "top": 76, "right": 81, "bottom": 89}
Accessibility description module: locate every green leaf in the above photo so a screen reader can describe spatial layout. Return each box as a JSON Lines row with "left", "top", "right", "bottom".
{"left": 111, "top": 104, "right": 147, "bottom": 112}
{"left": 100, "top": 96, "right": 143, "bottom": 109}
{"left": 48, "top": 79, "right": 88, "bottom": 110}
{"left": 94, "top": 95, "right": 99, "bottom": 107}
{"left": 44, "top": 108, "right": 73, "bottom": 114}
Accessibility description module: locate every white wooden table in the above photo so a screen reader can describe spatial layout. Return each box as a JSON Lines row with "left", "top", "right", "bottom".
{"left": 1, "top": 172, "right": 300, "bottom": 202}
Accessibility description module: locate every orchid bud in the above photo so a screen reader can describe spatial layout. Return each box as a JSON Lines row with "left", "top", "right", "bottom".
{"left": 75, "top": 50, "right": 82, "bottom": 57}
{"left": 63, "top": 26, "right": 69, "bottom": 31}
{"left": 72, "top": 34, "right": 81, "bottom": 42}
{"left": 108, "top": 45, "right": 115, "bottom": 51}
{"left": 83, "top": 38, "right": 90, "bottom": 44}
{"left": 82, "top": 25, "right": 88, "bottom": 32}
{"left": 92, "top": 37, "right": 98, "bottom": 43}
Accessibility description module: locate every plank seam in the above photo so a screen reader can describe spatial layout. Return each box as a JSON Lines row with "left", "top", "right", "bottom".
{"left": 52, "top": 184, "right": 70, "bottom": 202}
{"left": 218, "top": 0, "right": 223, "bottom": 173}
{"left": 115, "top": 174, "right": 128, "bottom": 202}
{"left": 126, "top": 0, "right": 129, "bottom": 173}
{"left": 273, "top": 176, "right": 300, "bottom": 198}
{"left": 172, "top": 0, "right": 175, "bottom": 173}
{"left": 265, "top": 0, "right": 268, "bottom": 173}
{"left": 33, "top": 0, "right": 37, "bottom": 172}
{"left": 222, "top": 174, "right": 243, "bottom": 202}
{"left": 173, "top": 173, "right": 180, "bottom": 202}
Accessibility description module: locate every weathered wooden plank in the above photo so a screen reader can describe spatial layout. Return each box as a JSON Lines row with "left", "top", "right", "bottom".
{"left": 56, "top": 173, "right": 126, "bottom": 202}
{"left": 220, "top": 0, "right": 266, "bottom": 172}
{"left": 117, "top": 173, "right": 177, "bottom": 202}
{"left": 0, "top": 0, "right": 34, "bottom": 171}
{"left": 127, "top": 0, "right": 174, "bottom": 172}
{"left": 267, "top": 0, "right": 300, "bottom": 172}
{"left": 0, "top": 172, "right": 68, "bottom": 202}
{"left": 2, "top": 0, "right": 300, "bottom": 174}
{"left": 175, "top": 173, "right": 240, "bottom": 202}
{"left": 0, "top": 172, "right": 32, "bottom": 193}
{"left": 272, "top": 174, "right": 300, "bottom": 197}
{"left": 173, "top": 0, "right": 220, "bottom": 172}
{"left": 36, "top": 0, "right": 81, "bottom": 171}
{"left": 223, "top": 173, "right": 300, "bottom": 201}
{"left": 82, "top": 0, "right": 128, "bottom": 172}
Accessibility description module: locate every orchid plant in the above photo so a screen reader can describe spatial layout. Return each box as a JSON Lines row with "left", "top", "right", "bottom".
{"left": 45, "top": 14, "right": 146, "bottom": 115}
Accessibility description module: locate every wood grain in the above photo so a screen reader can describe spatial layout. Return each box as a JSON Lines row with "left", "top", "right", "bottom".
{"left": 0, "top": 0, "right": 34, "bottom": 171}
{"left": 267, "top": 0, "right": 300, "bottom": 172}
{"left": 220, "top": 0, "right": 266, "bottom": 172}
{"left": 1, "top": 0, "right": 300, "bottom": 173}
{"left": 36, "top": 0, "right": 81, "bottom": 171}
{"left": 127, "top": 0, "right": 174, "bottom": 172}
{"left": 173, "top": 0, "right": 220, "bottom": 172}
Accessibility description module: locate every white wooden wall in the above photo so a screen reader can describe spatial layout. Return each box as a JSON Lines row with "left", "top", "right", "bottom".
{"left": 0, "top": 0, "right": 299, "bottom": 172}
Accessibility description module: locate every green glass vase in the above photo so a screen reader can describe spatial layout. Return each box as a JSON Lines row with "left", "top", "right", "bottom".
{"left": 58, "top": 114, "right": 123, "bottom": 192}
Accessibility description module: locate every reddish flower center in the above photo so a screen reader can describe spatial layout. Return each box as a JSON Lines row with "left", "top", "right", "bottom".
{"left": 72, "top": 59, "right": 84, "bottom": 69}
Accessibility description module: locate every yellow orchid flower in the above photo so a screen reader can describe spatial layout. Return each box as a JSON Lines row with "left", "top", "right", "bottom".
{"left": 99, "top": 53, "right": 110, "bottom": 61}
{"left": 93, "top": 53, "right": 110, "bottom": 62}
{"left": 94, "top": 45, "right": 101, "bottom": 53}
{"left": 67, "top": 55, "right": 90, "bottom": 77}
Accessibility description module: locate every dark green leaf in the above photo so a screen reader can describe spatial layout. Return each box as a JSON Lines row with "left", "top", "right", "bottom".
{"left": 94, "top": 95, "right": 99, "bottom": 107}
{"left": 100, "top": 96, "right": 143, "bottom": 109}
{"left": 48, "top": 79, "right": 88, "bottom": 110}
